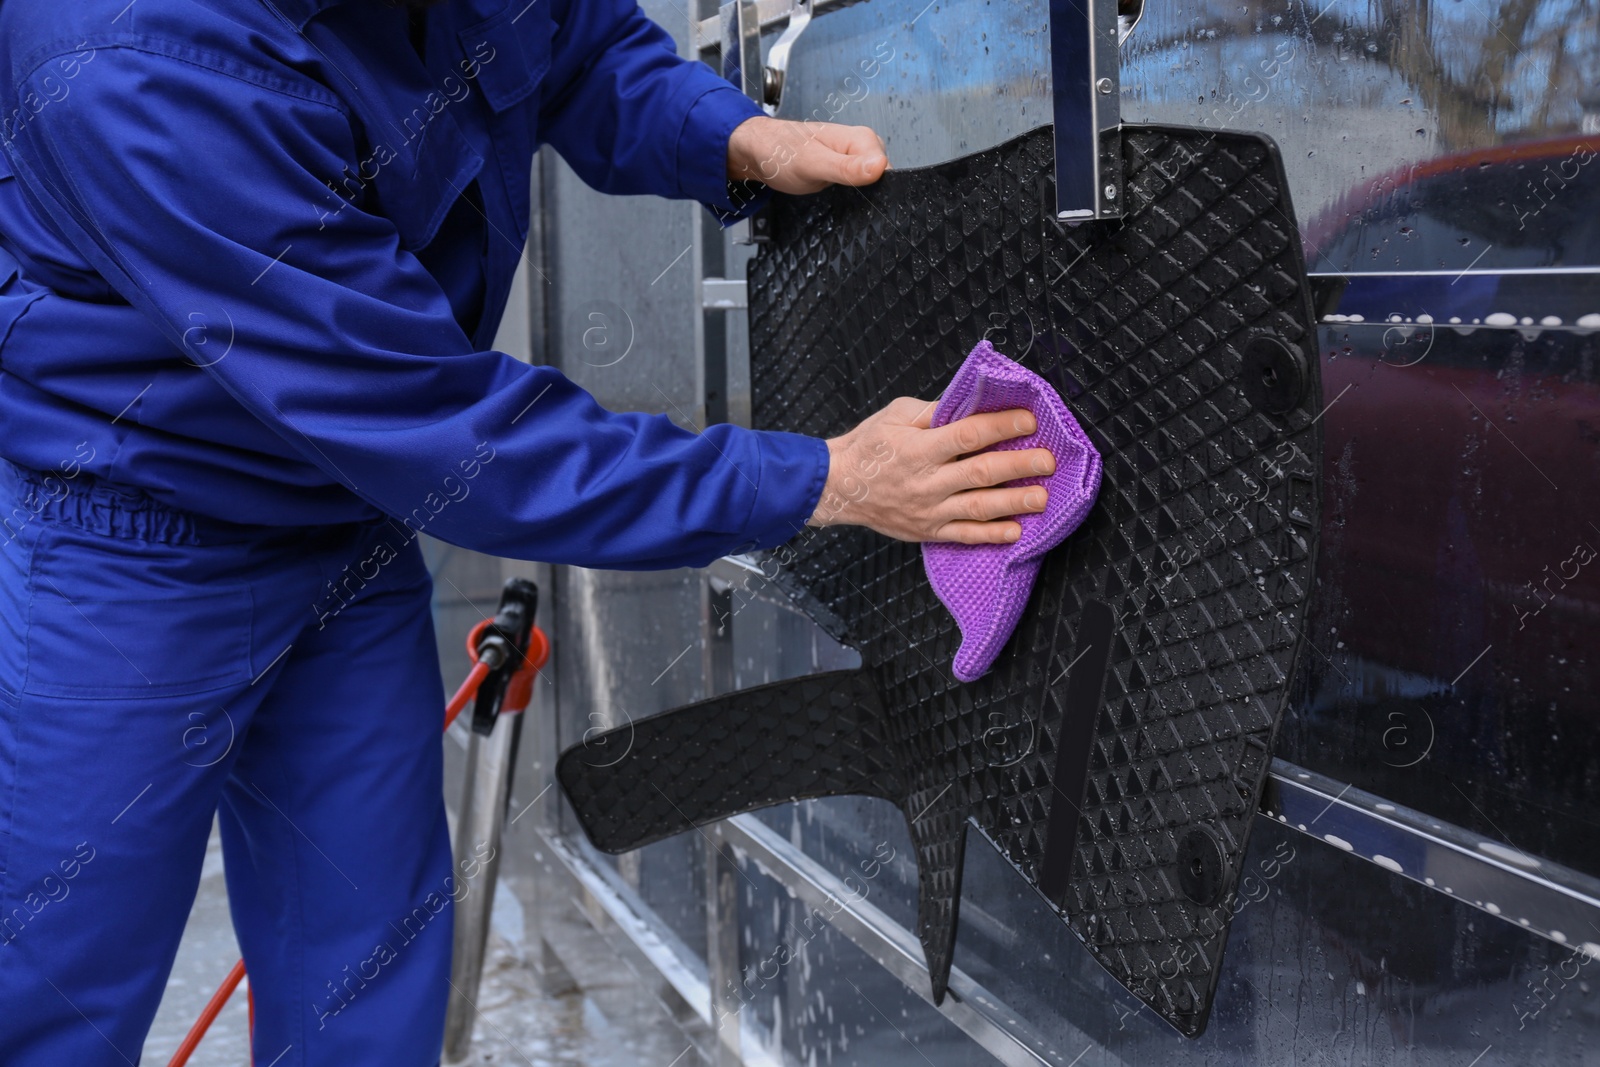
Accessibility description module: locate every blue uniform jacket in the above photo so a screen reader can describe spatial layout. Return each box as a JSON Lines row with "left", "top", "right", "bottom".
{"left": 0, "top": 0, "right": 827, "bottom": 570}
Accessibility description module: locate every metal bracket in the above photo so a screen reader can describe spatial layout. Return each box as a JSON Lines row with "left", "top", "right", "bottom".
{"left": 761, "top": 0, "right": 813, "bottom": 113}
{"left": 1049, "top": 0, "right": 1124, "bottom": 220}
{"left": 700, "top": 0, "right": 845, "bottom": 55}
{"left": 701, "top": 277, "right": 748, "bottom": 309}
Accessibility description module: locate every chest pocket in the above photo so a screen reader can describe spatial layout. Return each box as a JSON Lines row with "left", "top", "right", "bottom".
{"left": 308, "top": 19, "right": 491, "bottom": 253}
{"left": 457, "top": 3, "right": 554, "bottom": 115}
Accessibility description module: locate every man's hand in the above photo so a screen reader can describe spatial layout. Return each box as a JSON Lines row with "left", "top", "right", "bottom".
{"left": 810, "top": 398, "right": 1055, "bottom": 544}
{"left": 727, "top": 116, "right": 889, "bottom": 194}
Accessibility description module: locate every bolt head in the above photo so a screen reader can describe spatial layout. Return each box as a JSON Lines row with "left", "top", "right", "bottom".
{"left": 1096, "top": 77, "right": 1114, "bottom": 94}
{"left": 1104, "top": 184, "right": 1118, "bottom": 200}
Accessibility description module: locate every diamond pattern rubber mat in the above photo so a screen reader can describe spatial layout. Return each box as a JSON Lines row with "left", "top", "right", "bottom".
{"left": 559, "top": 125, "right": 1321, "bottom": 1037}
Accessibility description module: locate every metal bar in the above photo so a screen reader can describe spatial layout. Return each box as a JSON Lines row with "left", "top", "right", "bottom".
{"left": 720, "top": 0, "right": 765, "bottom": 247}
{"left": 1048, "top": 0, "right": 1123, "bottom": 220}
{"left": 443, "top": 711, "right": 526, "bottom": 1063}
{"left": 703, "top": 576, "right": 743, "bottom": 1065}
{"left": 718, "top": 815, "right": 1118, "bottom": 1067}
{"left": 1308, "top": 267, "right": 1600, "bottom": 278}
{"left": 705, "top": 827, "right": 745, "bottom": 1065}
{"left": 1265, "top": 759, "right": 1600, "bottom": 958}
{"left": 719, "top": 0, "right": 764, "bottom": 101}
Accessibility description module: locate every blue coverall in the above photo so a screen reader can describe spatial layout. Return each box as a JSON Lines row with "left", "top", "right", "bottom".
{"left": 0, "top": 1, "right": 829, "bottom": 1063}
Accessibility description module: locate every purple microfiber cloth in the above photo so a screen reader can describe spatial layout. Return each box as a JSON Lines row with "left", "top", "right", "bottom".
{"left": 923, "top": 341, "right": 1102, "bottom": 682}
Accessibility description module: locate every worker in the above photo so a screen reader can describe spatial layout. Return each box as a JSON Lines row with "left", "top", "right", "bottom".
{"left": 0, "top": 1, "right": 1055, "bottom": 1064}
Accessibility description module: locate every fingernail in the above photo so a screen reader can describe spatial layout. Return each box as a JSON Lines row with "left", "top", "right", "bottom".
{"left": 1006, "top": 524, "right": 1022, "bottom": 542}
{"left": 1024, "top": 491, "right": 1045, "bottom": 510}
{"left": 1031, "top": 454, "right": 1054, "bottom": 475}
{"left": 1013, "top": 413, "right": 1036, "bottom": 434}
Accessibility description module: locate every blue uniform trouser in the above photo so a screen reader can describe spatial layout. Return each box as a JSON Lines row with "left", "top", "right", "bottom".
{"left": 0, "top": 462, "right": 454, "bottom": 1066}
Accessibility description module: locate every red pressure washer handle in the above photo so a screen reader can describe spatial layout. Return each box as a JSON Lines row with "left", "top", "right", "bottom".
{"left": 471, "top": 616, "right": 549, "bottom": 713}
{"left": 443, "top": 619, "right": 549, "bottom": 730}
{"left": 464, "top": 578, "right": 543, "bottom": 735}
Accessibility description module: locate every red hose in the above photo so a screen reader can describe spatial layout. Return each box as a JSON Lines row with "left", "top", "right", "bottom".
{"left": 442, "top": 660, "right": 493, "bottom": 731}
{"left": 168, "top": 624, "right": 547, "bottom": 1067}
{"left": 168, "top": 959, "right": 245, "bottom": 1067}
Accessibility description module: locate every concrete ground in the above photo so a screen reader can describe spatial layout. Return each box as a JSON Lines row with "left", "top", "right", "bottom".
{"left": 143, "top": 823, "right": 698, "bottom": 1067}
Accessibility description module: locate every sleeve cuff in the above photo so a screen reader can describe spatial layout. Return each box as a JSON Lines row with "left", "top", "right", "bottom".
{"left": 738, "top": 430, "right": 830, "bottom": 552}
{"left": 676, "top": 84, "right": 772, "bottom": 224}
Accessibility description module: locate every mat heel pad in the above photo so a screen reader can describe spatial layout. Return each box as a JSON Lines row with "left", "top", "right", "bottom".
{"left": 558, "top": 669, "right": 900, "bottom": 854}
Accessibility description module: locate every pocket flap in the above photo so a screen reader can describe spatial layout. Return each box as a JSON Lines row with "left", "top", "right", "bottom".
{"left": 458, "top": 4, "right": 552, "bottom": 114}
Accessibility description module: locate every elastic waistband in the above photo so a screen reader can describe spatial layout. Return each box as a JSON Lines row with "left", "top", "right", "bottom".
{"left": 1, "top": 460, "right": 271, "bottom": 545}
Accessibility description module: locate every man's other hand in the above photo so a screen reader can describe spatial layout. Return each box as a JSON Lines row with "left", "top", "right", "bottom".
{"left": 809, "top": 399, "right": 1056, "bottom": 545}
{"left": 727, "top": 116, "right": 889, "bottom": 194}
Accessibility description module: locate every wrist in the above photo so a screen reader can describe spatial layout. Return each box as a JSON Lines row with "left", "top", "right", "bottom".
{"left": 808, "top": 434, "right": 853, "bottom": 528}
{"left": 729, "top": 115, "right": 793, "bottom": 184}
{"left": 726, "top": 115, "right": 761, "bottom": 182}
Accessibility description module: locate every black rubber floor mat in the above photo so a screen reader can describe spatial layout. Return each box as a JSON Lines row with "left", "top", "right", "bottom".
{"left": 559, "top": 125, "right": 1322, "bottom": 1037}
